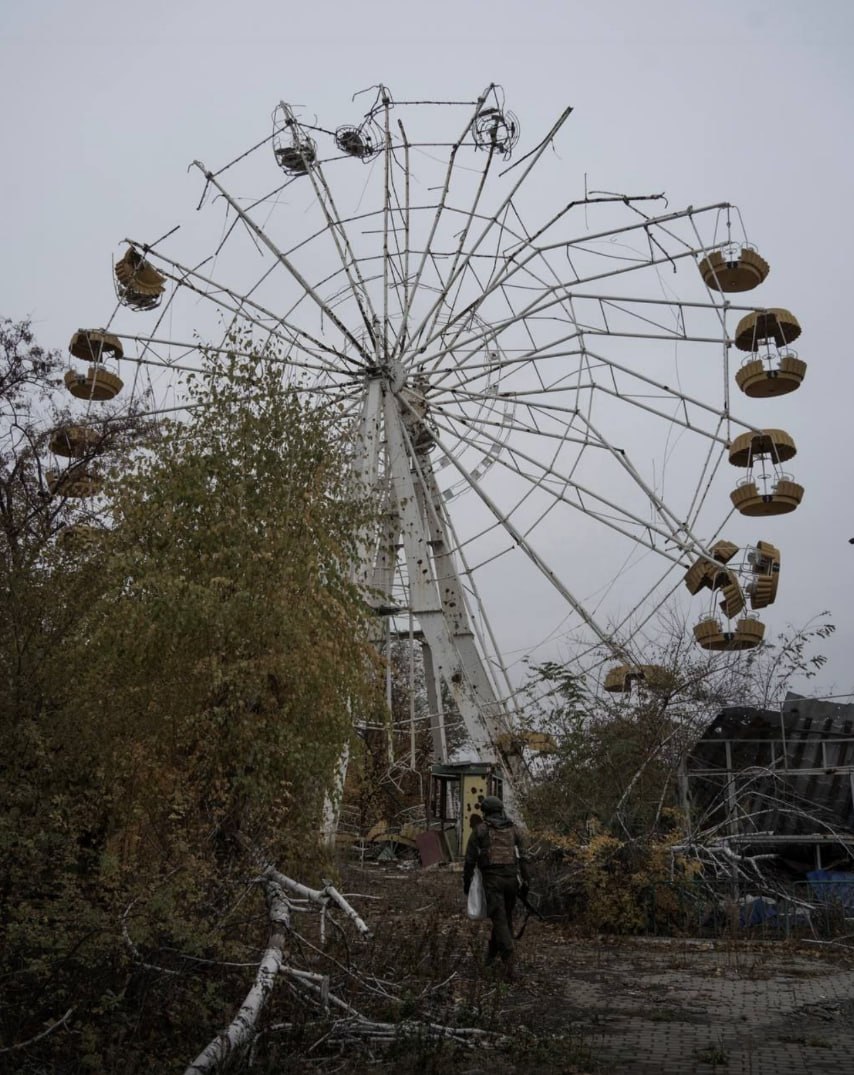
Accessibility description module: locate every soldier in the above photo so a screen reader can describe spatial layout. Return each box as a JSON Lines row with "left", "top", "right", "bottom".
{"left": 463, "top": 795, "right": 530, "bottom": 980}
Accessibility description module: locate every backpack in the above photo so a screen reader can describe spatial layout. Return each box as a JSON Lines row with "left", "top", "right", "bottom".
{"left": 477, "top": 822, "right": 516, "bottom": 868}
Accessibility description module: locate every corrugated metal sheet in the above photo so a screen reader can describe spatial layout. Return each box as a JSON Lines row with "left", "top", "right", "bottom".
{"left": 686, "top": 694, "right": 854, "bottom": 838}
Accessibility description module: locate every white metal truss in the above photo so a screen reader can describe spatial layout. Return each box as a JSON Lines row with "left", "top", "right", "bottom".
{"left": 74, "top": 85, "right": 777, "bottom": 812}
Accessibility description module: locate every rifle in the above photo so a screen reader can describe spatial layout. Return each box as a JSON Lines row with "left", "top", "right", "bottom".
{"left": 514, "top": 888, "right": 545, "bottom": 940}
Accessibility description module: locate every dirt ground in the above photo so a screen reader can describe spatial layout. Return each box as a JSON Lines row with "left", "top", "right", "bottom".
{"left": 338, "top": 860, "right": 854, "bottom": 1074}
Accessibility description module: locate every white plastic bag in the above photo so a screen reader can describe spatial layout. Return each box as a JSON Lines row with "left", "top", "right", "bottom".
{"left": 467, "top": 868, "right": 487, "bottom": 920}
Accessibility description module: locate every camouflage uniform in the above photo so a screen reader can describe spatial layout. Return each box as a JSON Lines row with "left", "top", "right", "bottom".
{"left": 463, "top": 797, "right": 530, "bottom": 970}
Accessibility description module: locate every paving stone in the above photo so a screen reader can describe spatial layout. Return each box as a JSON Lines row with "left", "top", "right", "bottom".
{"left": 553, "top": 940, "right": 854, "bottom": 1073}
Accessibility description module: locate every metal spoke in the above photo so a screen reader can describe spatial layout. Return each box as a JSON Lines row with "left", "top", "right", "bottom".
{"left": 191, "top": 161, "right": 371, "bottom": 361}
{"left": 94, "top": 89, "right": 780, "bottom": 817}
{"left": 429, "top": 407, "right": 698, "bottom": 564}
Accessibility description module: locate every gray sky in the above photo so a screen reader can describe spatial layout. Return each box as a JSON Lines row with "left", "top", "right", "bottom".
{"left": 3, "top": 0, "right": 853, "bottom": 695}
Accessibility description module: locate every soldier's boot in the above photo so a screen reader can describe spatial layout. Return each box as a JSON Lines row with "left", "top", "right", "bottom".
{"left": 484, "top": 938, "right": 499, "bottom": 967}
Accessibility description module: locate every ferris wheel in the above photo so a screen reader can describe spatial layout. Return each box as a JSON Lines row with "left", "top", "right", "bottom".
{"left": 52, "top": 85, "right": 806, "bottom": 805}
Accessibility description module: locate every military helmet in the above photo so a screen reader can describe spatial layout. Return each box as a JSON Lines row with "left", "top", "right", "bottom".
{"left": 480, "top": 795, "right": 504, "bottom": 816}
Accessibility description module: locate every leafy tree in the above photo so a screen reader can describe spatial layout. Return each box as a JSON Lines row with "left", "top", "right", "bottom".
{"left": 1, "top": 317, "right": 150, "bottom": 721}
{"left": 518, "top": 614, "right": 836, "bottom": 931}
{"left": 521, "top": 614, "right": 836, "bottom": 841}
{"left": 0, "top": 327, "right": 383, "bottom": 1068}
{"left": 59, "top": 344, "right": 381, "bottom": 866}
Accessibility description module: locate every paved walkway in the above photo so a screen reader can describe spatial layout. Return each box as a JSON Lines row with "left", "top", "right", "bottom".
{"left": 548, "top": 939, "right": 854, "bottom": 1073}
{"left": 345, "top": 864, "right": 854, "bottom": 1073}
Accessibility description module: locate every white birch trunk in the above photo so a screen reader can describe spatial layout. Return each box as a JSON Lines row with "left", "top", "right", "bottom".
{"left": 264, "top": 866, "right": 371, "bottom": 937}
{"left": 184, "top": 882, "right": 290, "bottom": 1075}
{"left": 321, "top": 739, "right": 350, "bottom": 846}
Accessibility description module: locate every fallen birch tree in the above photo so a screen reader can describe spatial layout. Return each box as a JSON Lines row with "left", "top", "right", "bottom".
{"left": 183, "top": 865, "right": 499, "bottom": 1074}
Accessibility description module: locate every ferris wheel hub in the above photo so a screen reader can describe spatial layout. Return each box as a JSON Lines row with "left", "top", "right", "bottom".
{"left": 386, "top": 357, "right": 408, "bottom": 392}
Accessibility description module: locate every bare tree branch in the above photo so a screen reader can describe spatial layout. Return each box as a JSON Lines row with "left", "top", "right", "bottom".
{"left": 0, "top": 1008, "right": 75, "bottom": 1054}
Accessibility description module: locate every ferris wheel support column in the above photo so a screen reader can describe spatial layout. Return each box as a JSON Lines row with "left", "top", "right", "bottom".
{"left": 420, "top": 640, "right": 449, "bottom": 761}
{"left": 352, "top": 376, "right": 384, "bottom": 590}
{"left": 383, "top": 392, "right": 528, "bottom": 812}
{"left": 322, "top": 377, "right": 388, "bottom": 847}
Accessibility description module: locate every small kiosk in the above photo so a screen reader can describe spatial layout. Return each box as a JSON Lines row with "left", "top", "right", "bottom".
{"left": 427, "top": 761, "right": 503, "bottom": 861}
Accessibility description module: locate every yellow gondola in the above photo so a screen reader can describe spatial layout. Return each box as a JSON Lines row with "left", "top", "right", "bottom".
{"left": 64, "top": 366, "right": 123, "bottom": 402}
{"left": 734, "top": 309, "right": 801, "bottom": 352}
{"left": 495, "top": 729, "right": 558, "bottom": 754}
{"left": 68, "top": 329, "right": 123, "bottom": 363}
{"left": 698, "top": 246, "right": 769, "bottom": 293}
{"left": 693, "top": 618, "right": 729, "bottom": 651}
{"left": 730, "top": 617, "right": 766, "bottom": 650}
{"left": 49, "top": 424, "right": 101, "bottom": 458}
{"left": 683, "top": 539, "right": 739, "bottom": 594}
{"left": 46, "top": 469, "right": 101, "bottom": 499}
{"left": 115, "top": 247, "right": 166, "bottom": 310}
{"left": 728, "top": 429, "right": 796, "bottom": 468}
{"left": 603, "top": 663, "right": 672, "bottom": 693}
{"left": 65, "top": 330, "right": 124, "bottom": 401}
{"left": 735, "top": 351, "right": 806, "bottom": 398}
{"left": 694, "top": 616, "right": 765, "bottom": 651}
{"left": 718, "top": 576, "right": 745, "bottom": 618}
{"left": 728, "top": 430, "right": 802, "bottom": 516}
{"left": 746, "top": 540, "right": 781, "bottom": 609}
{"left": 730, "top": 477, "right": 804, "bottom": 517}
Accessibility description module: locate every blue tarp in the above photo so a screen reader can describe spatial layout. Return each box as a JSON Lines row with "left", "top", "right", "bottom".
{"left": 739, "top": 897, "right": 777, "bottom": 927}
{"left": 806, "top": 870, "right": 854, "bottom": 912}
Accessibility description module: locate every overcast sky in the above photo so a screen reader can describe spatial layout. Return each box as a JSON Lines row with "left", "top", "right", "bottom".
{"left": 3, "top": 0, "right": 853, "bottom": 697}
